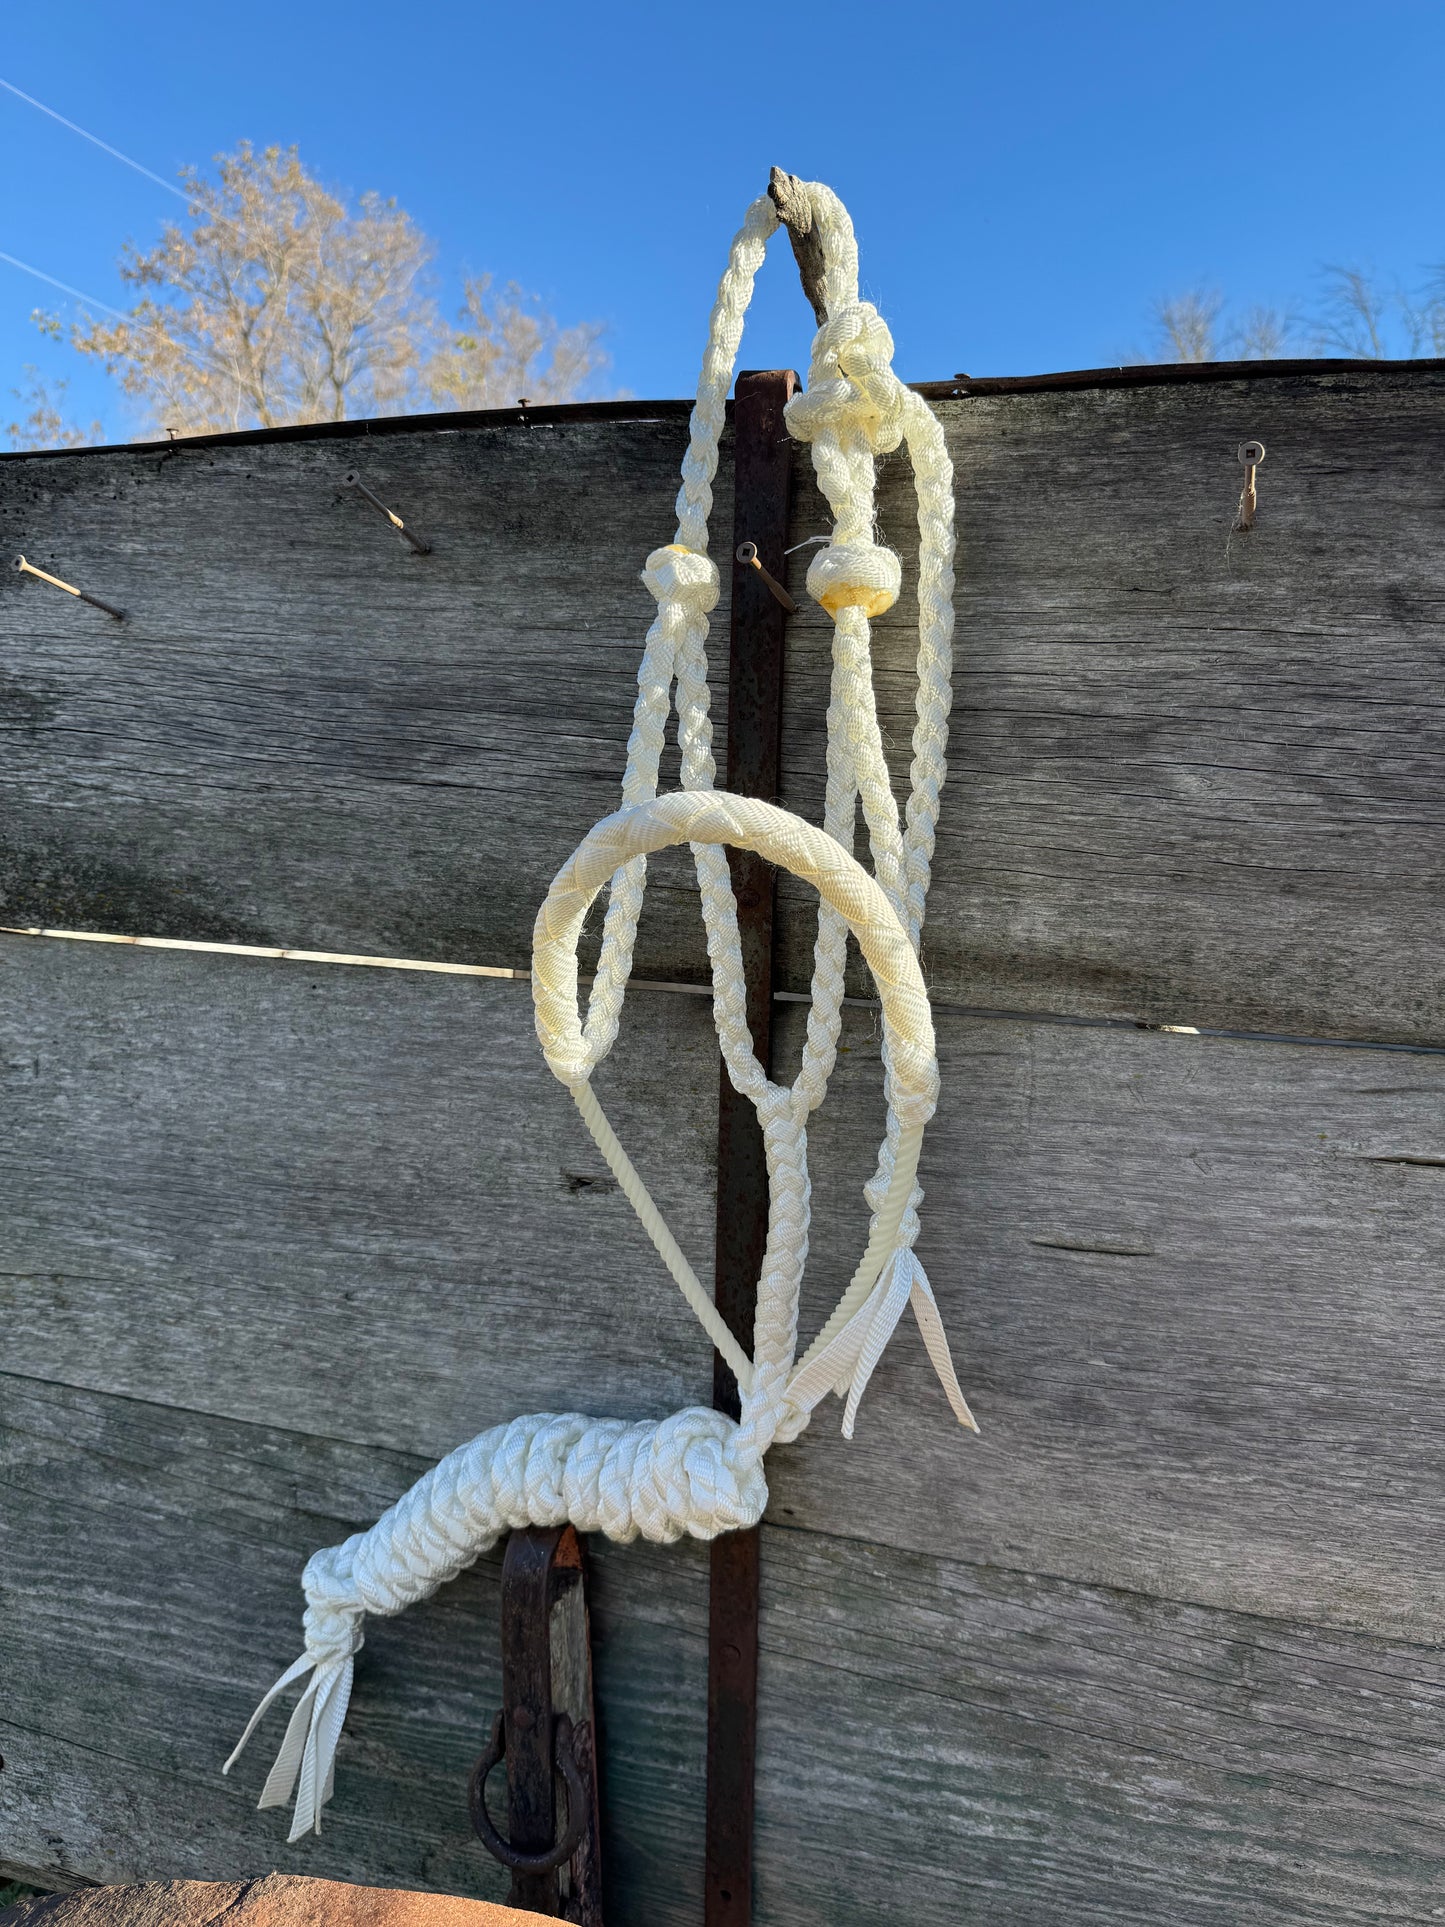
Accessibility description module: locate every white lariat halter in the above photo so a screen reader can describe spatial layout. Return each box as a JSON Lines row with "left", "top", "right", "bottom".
{"left": 224, "top": 177, "right": 976, "bottom": 1842}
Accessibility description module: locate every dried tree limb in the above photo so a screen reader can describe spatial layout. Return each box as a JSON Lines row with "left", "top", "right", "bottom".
{"left": 768, "top": 167, "right": 829, "bottom": 327}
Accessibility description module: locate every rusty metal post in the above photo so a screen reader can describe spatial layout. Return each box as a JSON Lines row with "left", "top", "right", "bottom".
{"left": 469, "top": 1524, "right": 603, "bottom": 1924}
{"left": 706, "top": 368, "right": 798, "bottom": 1927}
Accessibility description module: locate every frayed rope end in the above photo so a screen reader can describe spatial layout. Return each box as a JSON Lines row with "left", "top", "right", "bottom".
{"left": 788, "top": 1247, "right": 981, "bottom": 1442}
{"left": 223, "top": 1650, "right": 355, "bottom": 1841}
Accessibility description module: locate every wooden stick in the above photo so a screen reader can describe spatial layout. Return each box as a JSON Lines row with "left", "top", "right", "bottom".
{"left": 768, "top": 167, "right": 828, "bottom": 327}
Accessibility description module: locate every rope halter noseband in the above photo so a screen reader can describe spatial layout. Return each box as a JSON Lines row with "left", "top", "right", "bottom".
{"left": 224, "top": 176, "right": 976, "bottom": 1842}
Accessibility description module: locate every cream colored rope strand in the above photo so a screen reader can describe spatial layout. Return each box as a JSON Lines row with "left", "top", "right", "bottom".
{"left": 568, "top": 1077, "right": 755, "bottom": 1393}
{"left": 224, "top": 175, "right": 974, "bottom": 1843}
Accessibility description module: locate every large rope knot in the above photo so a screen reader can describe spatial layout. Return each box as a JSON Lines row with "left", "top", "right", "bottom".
{"left": 642, "top": 543, "right": 720, "bottom": 615}
{"left": 631, "top": 1407, "right": 767, "bottom": 1538}
{"left": 784, "top": 302, "right": 906, "bottom": 455}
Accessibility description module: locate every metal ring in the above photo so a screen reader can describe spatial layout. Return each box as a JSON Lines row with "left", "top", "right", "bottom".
{"left": 735, "top": 541, "right": 758, "bottom": 564}
{"left": 1237, "top": 441, "right": 1266, "bottom": 467}
{"left": 468, "top": 1709, "right": 589, "bottom": 1876}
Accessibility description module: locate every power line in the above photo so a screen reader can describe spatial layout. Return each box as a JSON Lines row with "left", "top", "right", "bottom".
{"left": 0, "top": 248, "right": 242, "bottom": 398}
{"left": 0, "top": 77, "right": 438, "bottom": 429}
{"left": 0, "top": 73, "right": 391, "bottom": 317}
{"left": 0, "top": 76, "right": 192, "bottom": 206}
{"left": 0, "top": 249, "right": 134, "bottom": 327}
{"left": 0, "top": 80, "right": 325, "bottom": 409}
{"left": 0, "top": 78, "right": 248, "bottom": 385}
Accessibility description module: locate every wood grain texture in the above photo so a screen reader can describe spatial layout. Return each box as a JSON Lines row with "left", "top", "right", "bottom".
{"left": 778, "top": 367, "right": 1445, "bottom": 1042}
{"left": 769, "top": 998, "right": 1445, "bottom": 1639}
{"left": 4, "top": 935, "right": 1442, "bottom": 1639}
{"left": 0, "top": 1374, "right": 708, "bottom": 1921}
{"left": 5, "top": 1375, "right": 1443, "bottom": 1924}
{"left": 752, "top": 1529, "right": 1445, "bottom": 1927}
{"left": 2, "top": 370, "right": 1442, "bottom": 1040}
{"left": 0, "top": 420, "right": 724, "bottom": 980}
{"left": 4, "top": 359, "right": 1443, "bottom": 1927}
{"left": 0, "top": 933, "right": 717, "bottom": 1451}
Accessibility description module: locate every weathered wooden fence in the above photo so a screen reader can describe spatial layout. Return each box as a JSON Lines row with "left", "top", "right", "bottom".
{"left": 2, "top": 362, "right": 1443, "bottom": 1925}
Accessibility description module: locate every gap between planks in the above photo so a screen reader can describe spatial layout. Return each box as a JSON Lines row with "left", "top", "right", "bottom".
{"left": 2, "top": 923, "right": 1442, "bottom": 1057}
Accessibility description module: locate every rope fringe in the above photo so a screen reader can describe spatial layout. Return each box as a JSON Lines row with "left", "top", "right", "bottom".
{"left": 226, "top": 174, "right": 973, "bottom": 1838}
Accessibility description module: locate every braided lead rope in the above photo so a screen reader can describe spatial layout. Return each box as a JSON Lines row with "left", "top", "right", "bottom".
{"left": 224, "top": 179, "right": 974, "bottom": 1842}
{"left": 566, "top": 184, "right": 969, "bottom": 1439}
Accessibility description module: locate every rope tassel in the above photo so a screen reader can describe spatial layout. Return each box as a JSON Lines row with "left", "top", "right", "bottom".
{"left": 785, "top": 1248, "right": 978, "bottom": 1439}
{"left": 225, "top": 174, "right": 974, "bottom": 1841}
{"left": 222, "top": 1652, "right": 353, "bottom": 1841}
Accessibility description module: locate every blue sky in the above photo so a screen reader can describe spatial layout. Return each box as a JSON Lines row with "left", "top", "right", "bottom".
{"left": 3, "top": 0, "right": 1444, "bottom": 441}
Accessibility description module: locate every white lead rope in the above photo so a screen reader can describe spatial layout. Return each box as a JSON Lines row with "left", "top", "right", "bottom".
{"left": 224, "top": 177, "right": 976, "bottom": 1841}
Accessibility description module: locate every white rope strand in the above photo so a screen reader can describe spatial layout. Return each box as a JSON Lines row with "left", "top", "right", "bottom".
{"left": 567, "top": 1076, "right": 755, "bottom": 1393}
{"left": 225, "top": 174, "right": 973, "bottom": 1838}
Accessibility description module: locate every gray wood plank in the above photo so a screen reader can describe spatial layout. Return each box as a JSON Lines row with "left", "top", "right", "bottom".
{"left": 4, "top": 935, "right": 1442, "bottom": 1637}
{"left": 0, "top": 932, "right": 716, "bottom": 1452}
{"left": 752, "top": 1528, "right": 1445, "bottom": 1926}
{"left": 779, "top": 368, "right": 1445, "bottom": 1042}
{"left": 0, "top": 419, "right": 725, "bottom": 981}
{"left": 3, "top": 371, "right": 1443, "bottom": 1041}
{"left": 0, "top": 1372, "right": 708, "bottom": 1922}
{"left": 769, "top": 999, "right": 1445, "bottom": 1640}
{"left": 6, "top": 1375, "right": 1442, "bottom": 1925}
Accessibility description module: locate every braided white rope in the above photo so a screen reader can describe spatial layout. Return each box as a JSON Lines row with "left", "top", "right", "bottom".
{"left": 225, "top": 178, "right": 975, "bottom": 1841}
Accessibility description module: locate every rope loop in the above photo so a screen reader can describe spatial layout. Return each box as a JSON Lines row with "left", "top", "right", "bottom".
{"left": 532, "top": 792, "right": 939, "bottom": 1125}
{"left": 226, "top": 174, "right": 975, "bottom": 1846}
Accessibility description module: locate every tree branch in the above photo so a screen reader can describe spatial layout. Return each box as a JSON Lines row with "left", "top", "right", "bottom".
{"left": 768, "top": 167, "right": 828, "bottom": 328}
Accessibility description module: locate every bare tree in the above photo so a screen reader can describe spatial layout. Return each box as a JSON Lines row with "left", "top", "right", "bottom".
{"left": 424, "top": 274, "right": 611, "bottom": 409}
{"left": 58, "top": 143, "right": 438, "bottom": 434}
{"left": 1313, "top": 266, "right": 1391, "bottom": 358}
{"left": 1154, "top": 289, "right": 1223, "bottom": 362}
{"left": 6, "top": 364, "right": 102, "bottom": 450}
{"left": 1231, "top": 305, "right": 1296, "bottom": 360}
{"left": 1150, "top": 272, "right": 1413, "bottom": 363}
{"left": 47, "top": 143, "right": 609, "bottom": 437}
{"left": 1401, "top": 273, "right": 1445, "bottom": 356}
{"left": 61, "top": 144, "right": 444, "bottom": 433}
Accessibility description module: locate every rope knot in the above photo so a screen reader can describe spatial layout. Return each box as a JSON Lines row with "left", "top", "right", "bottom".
{"left": 632, "top": 1407, "right": 767, "bottom": 1540}
{"left": 300, "top": 1541, "right": 367, "bottom": 1664}
{"left": 642, "top": 544, "right": 720, "bottom": 614}
{"left": 817, "top": 300, "right": 893, "bottom": 368}
{"left": 806, "top": 540, "right": 903, "bottom": 618}
{"left": 785, "top": 302, "right": 906, "bottom": 454}
{"left": 834, "top": 305, "right": 905, "bottom": 454}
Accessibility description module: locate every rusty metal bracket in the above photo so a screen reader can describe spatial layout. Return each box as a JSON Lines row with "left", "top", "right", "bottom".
{"left": 469, "top": 1524, "right": 603, "bottom": 1924}
{"left": 706, "top": 367, "right": 799, "bottom": 1927}
{"left": 469, "top": 1710, "right": 588, "bottom": 1875}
